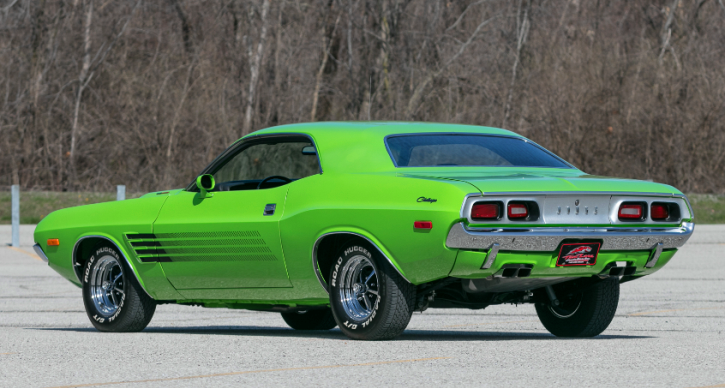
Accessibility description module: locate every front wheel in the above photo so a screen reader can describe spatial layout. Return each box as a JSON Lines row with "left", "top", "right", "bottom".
{"left": 535, "top": 277, "right": 619, "bottom": 337}
{"left": 328, "top": 244, "right": 415, "bottom": 340}
{"left": 82, "top": 243, "right": 156, "bottom": 332}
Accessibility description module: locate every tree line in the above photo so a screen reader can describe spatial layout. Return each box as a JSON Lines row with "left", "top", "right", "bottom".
{"left": 1, "top": 0, "right": 724, "bottom": 193}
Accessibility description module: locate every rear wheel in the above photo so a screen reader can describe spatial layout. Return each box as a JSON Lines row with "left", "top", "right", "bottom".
{"left": 281, "top": 308, "right": 337, "bottom": 330}
{"left": 328, "top": 244, "right": 415, "bottom": 340}
{"left": 535, "top": 277, "right": 619, "bottom": 337}
{"left": 82, "top": 243, "right": 156, "bottom": 332}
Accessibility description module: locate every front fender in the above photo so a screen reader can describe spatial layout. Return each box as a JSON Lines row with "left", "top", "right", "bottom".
{"left": 33, "top": 195, "right": 184, "bottom": 300}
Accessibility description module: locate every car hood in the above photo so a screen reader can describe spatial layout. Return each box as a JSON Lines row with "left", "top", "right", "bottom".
{"left": 399, "top": 169, "right": 682, "bottom": 195}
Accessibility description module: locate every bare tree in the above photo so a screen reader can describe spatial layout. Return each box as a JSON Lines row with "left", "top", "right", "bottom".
{"left": 70, "top": 0, "right": 141, "bottom": 161}
{"left": 405, "top": 9, "right": 498, "bottom": 119}
{"left": 1, "top": 0, "right": 724, "bottom": 194}
{"left": 311, "top": 12, "right": 340, "bottom": 121}
{"left": 501, "top": 0, "right": 530, "bottom": 128}
{"left": 242, "top": 0, "right": 271, "bottom": 136}
{"left": 69, "top": 0, "right": 93, "bottom": 161}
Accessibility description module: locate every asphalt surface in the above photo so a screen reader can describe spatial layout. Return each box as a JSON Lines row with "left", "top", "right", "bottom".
{"left": 1, "top": 224, "right": 723, "bottom": 388}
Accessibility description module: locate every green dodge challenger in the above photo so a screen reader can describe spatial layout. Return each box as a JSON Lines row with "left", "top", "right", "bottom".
{"left": 33, "top": 122, "right": 694, "bottom": 340}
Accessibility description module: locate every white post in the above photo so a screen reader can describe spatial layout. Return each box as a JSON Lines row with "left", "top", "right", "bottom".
{"left": 11, "top": 185, "right": 19, "bottom": 247}
{"left": 116, "top": 185, "right": 126, "bottom": 201}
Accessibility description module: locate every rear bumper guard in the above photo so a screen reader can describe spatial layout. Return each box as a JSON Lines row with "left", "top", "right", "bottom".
{"left": 446, "top": 222, "right": 694, "bottom": 252}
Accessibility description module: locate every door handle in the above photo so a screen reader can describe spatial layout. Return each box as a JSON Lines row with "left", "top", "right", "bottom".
{"left": 264, "top": 204, "right": 276, "bottom": 216}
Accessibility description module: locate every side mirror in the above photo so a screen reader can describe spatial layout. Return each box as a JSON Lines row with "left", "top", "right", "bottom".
{"left": 196, "top": 174, "right": 215, "bottom": 198}
{"left": 301, "top": 146, "right": 317, "bottom": 155}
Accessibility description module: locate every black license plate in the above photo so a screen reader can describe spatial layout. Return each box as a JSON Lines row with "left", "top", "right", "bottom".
{"left": 556, "top": 242, "right": 601, "bottom": 266}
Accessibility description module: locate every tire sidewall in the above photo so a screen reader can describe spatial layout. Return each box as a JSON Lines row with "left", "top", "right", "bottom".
{"left": 82, "top": 244, "right": 128, "bottom": 329}
{"left": 536, "top": 278, "right": 619, "bottom": 337}
{"left": 329, "top": 244, "right": 387, "bottom": 337}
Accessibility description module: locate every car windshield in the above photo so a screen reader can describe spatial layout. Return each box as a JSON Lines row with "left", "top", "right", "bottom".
{"left": 385, "top": 134, "right": 572, "bottom": 168}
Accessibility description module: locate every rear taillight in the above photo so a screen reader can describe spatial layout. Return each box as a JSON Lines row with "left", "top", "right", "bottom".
{"left": 507, "top": 203, "right": 529, "bottom": 219}
{"left": 651, "top": 202, "right": 680, "bottom": 222}
{"left": 471, "top": 202, "right": 502, "bottom": 220}
{"left": 618, "top": 202, "right": 646, "bottom": 221}
{"left": 650, "top": 204, "right": 669, "bottom": 220}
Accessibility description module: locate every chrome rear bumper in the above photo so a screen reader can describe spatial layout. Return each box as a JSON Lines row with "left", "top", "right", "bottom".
{"left": 445, "top": 222, "right": 694, "bottom": 251}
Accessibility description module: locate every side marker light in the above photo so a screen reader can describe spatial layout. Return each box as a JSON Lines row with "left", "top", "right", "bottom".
{"left": 47, "top": 239, "right": 60, "bottom": 246}
{"left": 414, "top": 221, "right": 433, "bottom": 229}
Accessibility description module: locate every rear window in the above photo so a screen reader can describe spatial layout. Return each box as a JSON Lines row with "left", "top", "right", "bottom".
{"left": 385, "top": 134, "right": 571, "bottom": 168}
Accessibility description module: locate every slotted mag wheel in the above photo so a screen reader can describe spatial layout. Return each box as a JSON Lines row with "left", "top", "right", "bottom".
{"left": 338, "top": 255, "right": 379, "bottom": 320}
{"left": 88, "top": 255, "right": 125, "bottom": 317}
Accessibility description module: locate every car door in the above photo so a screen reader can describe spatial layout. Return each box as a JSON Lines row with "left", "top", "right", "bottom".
{"left": 149, "top": 135, "right": 321, "bottom": 289}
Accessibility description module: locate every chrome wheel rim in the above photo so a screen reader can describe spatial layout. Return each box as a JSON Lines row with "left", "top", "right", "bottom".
{"left": 548, "top": 293, "right": 583, "bottom": 319}
{"left": 89, "top": 255, "right": 125, "bottom": 317}
{"left": 338, "top": 255, "right": 379, "bottom": 321}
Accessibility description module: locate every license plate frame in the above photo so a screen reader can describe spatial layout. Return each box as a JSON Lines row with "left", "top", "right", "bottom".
{"left": 556, "top": 242, "right": 601, "bottom": 266}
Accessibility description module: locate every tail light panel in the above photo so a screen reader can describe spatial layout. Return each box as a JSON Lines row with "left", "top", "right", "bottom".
{"left": 651, "top": 202, "right": 681, "bottom": 222}
{"left": 507, "top": 203, "right": 528, "bottom": 218}
{"left": 470, "top": 200, "right": 540, "bottom": 222}
{"left": 471, "top": 201, "right": 503, "bottom": 221}
{"left": 650, "top": 203, "right": 668, "bottom": 220}
{"left": 462, "top": 194, "right": 690, "bottom": 225}
{"left": 618, "top": 202, "right": 647, "bottom": 221}
{"left": 507, "top": 201, "right": 540, "bottom": 221}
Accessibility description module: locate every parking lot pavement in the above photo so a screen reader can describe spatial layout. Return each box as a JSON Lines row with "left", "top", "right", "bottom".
{"left": 1, "top": 225, "right": 723, "bottom": 388}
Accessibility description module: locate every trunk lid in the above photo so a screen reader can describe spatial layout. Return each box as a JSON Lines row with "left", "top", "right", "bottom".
{"left": 400, "top": 168, "right": 681, "bottom": 195}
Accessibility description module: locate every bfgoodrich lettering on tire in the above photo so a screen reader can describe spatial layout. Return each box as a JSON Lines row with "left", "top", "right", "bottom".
{"left": 82, "top": 243, "right": 156, "bottom": 332}
{"left": 328, "top": 243, "right": 415, "bottom": 340}
{"left": 535, "top": 277, "right": 619, "bottom": 337}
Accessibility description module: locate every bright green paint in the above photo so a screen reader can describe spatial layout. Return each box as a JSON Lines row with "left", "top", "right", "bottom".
{"left": 33, "top": 122, "right": 691, "bottom": 309}
{"left": 152, "top": 188, "right": 292, "bottom": 289}
{"left": 450, "top": 249, "right": 676, "bottom": 279}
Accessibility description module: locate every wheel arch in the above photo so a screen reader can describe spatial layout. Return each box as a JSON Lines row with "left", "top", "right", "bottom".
{"left": 312, "top": 231, "right": 410, "bottom": 293}
{"left": 72, "top": 234, "right": 152, "bottom": 298}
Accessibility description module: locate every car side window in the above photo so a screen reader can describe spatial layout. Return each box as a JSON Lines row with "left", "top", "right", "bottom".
{"left": 211, "top": 140, "right": 320, "bottom": 191}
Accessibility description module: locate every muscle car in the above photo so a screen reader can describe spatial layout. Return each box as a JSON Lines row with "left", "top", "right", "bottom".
{"left": 33, "top": 122, "right": 695, "bottom": 340}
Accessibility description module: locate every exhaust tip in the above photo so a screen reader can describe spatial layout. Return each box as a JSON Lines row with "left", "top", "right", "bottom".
{"left": 518, "top": 268, "right": 532, "bottom": 278}
{"left": 502, "top": 268, "right": 518, "bottom": 278}
{"left": 609, "top": 267, "right": 625, "bottom": 276}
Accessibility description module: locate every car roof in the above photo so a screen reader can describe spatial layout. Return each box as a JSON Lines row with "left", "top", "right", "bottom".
{"left": 245, "top": 121, "right": 521, "bottom": 139}
{"left": 240, "top": 122, "right": 525, "bottom": 174}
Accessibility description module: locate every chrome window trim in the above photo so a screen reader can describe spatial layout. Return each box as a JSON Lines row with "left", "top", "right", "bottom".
{"left": 312, "top": 232, "right": 410, "bottom": 294}
{"left": 32, "top": 244, "right": 49, "bottom": 263}
{"left": 461, "top": 192, "right": 693, "bottom": 225}
{"left": 72, "top": 235, "right": 152, "bottom": 298}
{"left": 445, "top": 221, "right": 694, "bottom": 252}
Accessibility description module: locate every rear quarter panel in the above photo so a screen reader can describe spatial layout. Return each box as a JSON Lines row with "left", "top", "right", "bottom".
{"left": 280, "top": 172, "right": 476, "bottom": 294}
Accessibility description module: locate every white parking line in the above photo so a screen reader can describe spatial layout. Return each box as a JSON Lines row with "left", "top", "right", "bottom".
{"left": 5, "top": 246, "right": 42, "bottom": 261}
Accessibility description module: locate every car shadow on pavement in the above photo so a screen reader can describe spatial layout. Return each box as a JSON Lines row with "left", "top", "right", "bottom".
{"left": 33, "top": 326, "right": 653, "bottom": 341}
